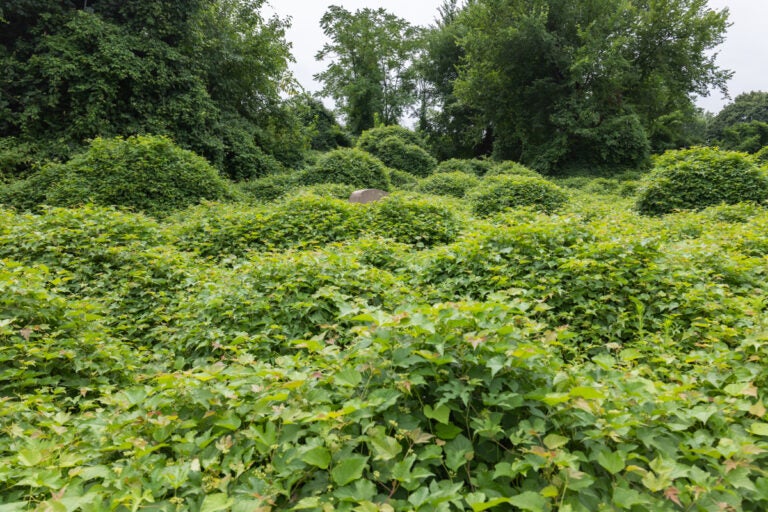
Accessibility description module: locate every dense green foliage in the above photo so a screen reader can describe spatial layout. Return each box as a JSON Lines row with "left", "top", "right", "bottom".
{"left": 416, "top": 171, "right": 480, "bottom": 198}
{"left": 453, "top": 0, "right": 730, "bottom": 172}
{"left": 485, "top": 161, "right": 543, "bottom": 178}
{"left": 3, "top": 186, "right": 768, "bottom": 509}
{"left": 709, "top": 91, "right": 768, "bottom": 144}
{"left": 366, "top": 136, "right": 437, "bottom": 177}
{"left": 315, "top": 6, "right": 421, "bottom": 133}
{"left": 300, "top": 148, "right": 391, "bottom": 191}
{"left": 434, "top": 158, "right": 494, "bottom": 177}
{"left": 356, "top": 125, "right": 429, "bottom": 153}
{"left": 0, "top": 135, "right": 234, "bottom": 215}
{"left": 468, "top": 175, "right": 569, "bottom": 216}
{"left": 636, "top": 147, "right": 768, "bottom": 216}
{"left": 0, "top": 1, "right": 305, "bottom": 177}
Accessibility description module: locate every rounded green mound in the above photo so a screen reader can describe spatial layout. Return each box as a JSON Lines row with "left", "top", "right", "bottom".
{"left": 636, "top": 147, "right": 768, "bottom": 216}
{"left": 416, "top": 171, "right": 480, "bottom": 198}
{"left": 434, "top": 158, "right": 494, "bottom": 177}
{"left": 366, "top": 193, "right": 462, "bottom": 247}
{"left": 485, "top": 161, "right": 542, "bottom": 178}
{"left": 469, "top": 175, "right": 569, "bottom": 216}
{"left": 300, "top": 148, "right": 391, "bottom": 190}
{"left": 0, "top": 135, "right": 233, "bottom": 215}
{"left": 368, "top": 136, "right": 437, "bottom": 177}
{"left": 754, "top": 146, "right": 768, "bottom": 165}
{"left": 356, "top": 125, "right": 428, "bottom": 152}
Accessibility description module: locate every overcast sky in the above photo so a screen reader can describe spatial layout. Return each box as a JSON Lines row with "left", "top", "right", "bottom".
{"left": 266, "top": 0, "right": 768, "bottom": 115}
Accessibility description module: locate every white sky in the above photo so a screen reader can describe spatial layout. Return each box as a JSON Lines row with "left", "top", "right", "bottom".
{"left": 266, "top": 0, "right": 768, "bottom": 115}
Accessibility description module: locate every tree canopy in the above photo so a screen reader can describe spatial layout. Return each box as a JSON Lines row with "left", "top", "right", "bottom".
{"left": 453, "top": 0, "right": 731, "bottom": 172}
{"left": 0, "top": 0, "right": 303, "bottom": 179}
{"left": 315, "top": 6, "right": 421, "bottom": 134}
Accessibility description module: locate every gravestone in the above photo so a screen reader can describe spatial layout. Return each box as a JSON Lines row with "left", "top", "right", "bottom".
{"left": 349, "top": 189, "right": 388, "bottom": 204}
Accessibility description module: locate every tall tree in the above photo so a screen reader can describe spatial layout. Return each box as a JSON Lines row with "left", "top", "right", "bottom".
{"left": 315, "top": 6, "right": 421, "bottom": 134}
{"left": 708, "top": 91, "right": 768, "bottom": 143}
{"left": 416, "top": 0, "right": 489, "bottom": 160}
{"left": 0, "top": 0, "right": 303, "bottom": 179}
{"left": 455, "top": 0, "right": 731, "bottom": 173}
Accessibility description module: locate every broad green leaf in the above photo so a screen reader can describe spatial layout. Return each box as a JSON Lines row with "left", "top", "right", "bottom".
{"left": 331, "top": 456, "right": 368, "bottom": 486}
{"left": 507, "top": 491, "right": 547, "bottom": 511}
{"left": 750, "top": 422, "right": 768, "bottom": 436}
{"left": 424, "top": 404, "right": 451, "bottom": 424}
{"left": 369, "top": 434, "right": 402, "bottom": 461}
{"left": 334, "top": 368, "right": 363, "bottom": 387}
{"left": 613, "top": 487, "right": 650, "bottom": 508}
{"left": 302, "top": 447, "right": 331, "bottom": 469}
{"left": 543, "top": 434, "right": 569, "bottom": 450}
{"left": 569, "top": 386, "right": 606, "bottom": 400}
{"left": 445, "top": 434, "right": 474, "bottom": 471}
{"left": 201, "top": 493, "right": 234, "bottom": 512}
{"left": 596, "top": 450, "right": 625, "bottom": 475}
{"left": 214, "top": 411, "right": 241, "bottom": 431}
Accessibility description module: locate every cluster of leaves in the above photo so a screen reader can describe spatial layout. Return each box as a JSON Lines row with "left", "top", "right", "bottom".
{"left": 636, "top": 147, "right": 768, "bottom": 216}
{"left": 170, "top": 192, "right": 464, "bottom": 259}
{"left": 3, "top": 173, "right": 768, "bottom": 510}
{"left": 434, "top": 158, "right": 494, "bottom": 177}
{"left": 300, "top": 148, "right": 392, "bottom": 191}
{"left": 468, "top": 175, "right": 569, "bottom": 216}
{"left": 0, "top": 135, "right": 234, "bottom": 216}
{"left": 355, "top": 126, "right": 437, "bottom": 177}
{"left": 416, "top": 171, "right": 480, "bottom": 198}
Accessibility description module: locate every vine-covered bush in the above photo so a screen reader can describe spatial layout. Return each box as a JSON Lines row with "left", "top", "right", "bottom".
{"left": 416, "top": 171, "right": 480, "bottom": 198}
{"left": 356, "top": 125, "right": 427, "bottom": 153}
{"left": 0, "top": 135, "right": 234, "bottom": 215}
{"left": 387, "top": 168, "right": 420, "bottom": 189}
{"left": 300, "top": 148, "right": 391, "bottom": 190}
{"left": 366, "top": 193, "right": 462, "bottom": 247}
{"left": 368, "top": 136, "right": 437, "bottom": 177}
{"left": 485, "top": 160, "right": 542, "bottom": 178}
{"left": 434, "top": 158, "right": 494, "bottom": 177}
{"left": 235, "top": 172, "right": 301, "bottom": 203}
{"left": 636, "top": 147, "right": 768, "bottom": 216}
{"left": 754, "top": 145, "right": 768, "bottom": 165}
{"left": 0, "top": 137, "right": 38, "bottom": 182}
{"left": 469, "top": 175, "right": 569, "bottom": 216}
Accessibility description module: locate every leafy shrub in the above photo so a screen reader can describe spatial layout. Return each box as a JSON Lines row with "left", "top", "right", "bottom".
{"left": 297, "top": 183, "right": 357, "bottom": 200}
{"left": 300, "top": 148, "right": 391, "bottom": 190}
{"left": 387, "top": 168, "right": 420, "bottom": 189}
{"left": 366, "top": 193, "right": 462, "bottom": 247}
{"left": 171, "top": 195, "right": 365, "bottom": 258}
{"left": 415, "top": 171, "right": 480, "bottom": 198}
{"left": 356, "top": 125, "right": 428, "bottom": 153}
{"left": 754, "top": 145, "right": 768, "bottom": 164}
{"left": 0, "top": 137, "right": 38, "bottom": 182}
{"left": 365, "top": 136, "right": 437, "bottom": 177}
{"left": 485, "top": 160, "right": 542, "bottom": 178}
{"left": 0, "top": 135, "right": 234, "bottom": 215}
{"left": 469, "top": 175, "right": 569, "bottom": 216}
{"left": 235, "top": 172, "right": 301, "bottom": 203}
{"left": 636, "top": 147, "right": 768, "bottom": 215}
{"left": 0, "top": 260, "right": 135, "bottom": 394}
{"left": 434, "top": 158, "right": 494, "bottom": 176}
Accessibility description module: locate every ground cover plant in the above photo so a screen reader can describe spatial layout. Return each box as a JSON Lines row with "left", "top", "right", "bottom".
{"left": 3, "top": 171, "right": 768, "bottom": 511}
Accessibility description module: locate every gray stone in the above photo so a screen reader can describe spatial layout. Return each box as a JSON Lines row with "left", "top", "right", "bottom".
{"left": 349, "top": 189, "right": 389, "bottom": 204}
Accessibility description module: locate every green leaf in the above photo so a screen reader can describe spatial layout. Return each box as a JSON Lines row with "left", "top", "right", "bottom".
{"left": 302, "top": 446, "right": 332, "bottom": 469}
{"left": 507, "top": 491, "right": 547, "bottom": 511}
{"left": 214, "top": 411, "right": 241, "bottom": 431}
{"left": 543, "top": 434, "right": 569, "bottom": 450}
{"left": 334, "top": 368, "right": 363, "bottom": 387}
{"left": 596, "top": 450, "right": 625, "bottom": 475}
{"left": 201, "top": 493, "right": 234, "bottom": 512}
{"left": 445, "top": 434, "right": 474, "bottom": 471}
{"left": 569, "top": 386, "right": 606, "bottom": 400}
{"left": 331, "top": 456, "right": 368, "bottom": 486}
{"left": 750, "top": 422, "right": 768, "bottom": 436}
{"left": 424, "top": 404, "right": 451, "bottom": 424}
{"left": 369, "top": 434, "right": 402, "bottom": 461}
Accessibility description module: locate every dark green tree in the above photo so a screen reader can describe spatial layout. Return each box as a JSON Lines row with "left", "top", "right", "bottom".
{"left": 0, "top": 0, "right": 304, "bottom": 179}
{"left": 315, "top": 6, "right": 421, "bottom": 134}
{"left": 708, "top": 91, "right": 768, "bottom": 144}
{"left": 455, "top": 0, "right": 731, "bottom": 173}
{"left": 416, "top": 0, "right": 489, "bottom": 160}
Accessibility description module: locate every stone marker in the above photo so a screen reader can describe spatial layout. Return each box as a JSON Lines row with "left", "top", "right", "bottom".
{"left": 349, "top": 189, "right": 388, "bottom": 204}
